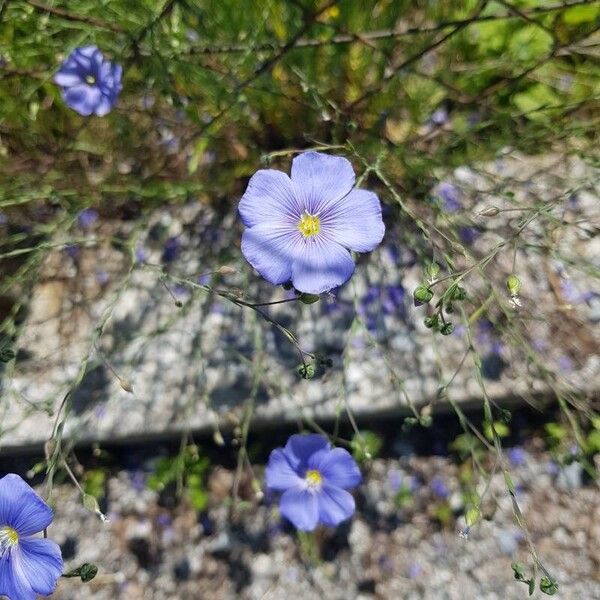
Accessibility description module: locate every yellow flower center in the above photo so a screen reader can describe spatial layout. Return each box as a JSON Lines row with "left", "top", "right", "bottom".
{"left": 298, "top": 213, "right": 320, "bottom": 238}
{"left": 0, "top": 527, "right": 19, "bottom": 555}
{"left": 305, "top": 469, "right": 323, "bottom": 488}
{"left": 85, "top": 74, "right": 96, "bottom": 85}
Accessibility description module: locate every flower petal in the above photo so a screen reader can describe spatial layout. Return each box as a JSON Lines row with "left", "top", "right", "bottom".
{"left": 321, "top": 189, "right": 385, "bottom": 253}
{"left": 291, "top": 239, "right": 355, "bottom": 294}
{"left": 241, "top": 222, "right": 302, "bottom": 285}
{"left": 239, "top": 169, "right": 303, "bottom": 228}
{"left": 0, "top": 551, "right": 36, "bottom": 600}
{"left": 282, "top": 434, "right": 330, "bottom": 471}
{"left": 94, "top": 95, "right": 113, "bottom": 116}
{"left": 18, "top": 538, "right": 63, "bottom": 596}
{"left": 62, "top": 84, "right": 102, "bottom": 117}
{"left": 265, "top": 449, "right": 303, "bottom": 492}
{"left": 292, "top": 152, "right": 354, "bottom": 215}
{"left": 316, "top": 485, "right": 356, "bottom": 527}
{"left": 311, "top": 448, "right": 362, "bottom": 489}
{"left": 291, "top": 152, "right": 355, "bottom": 215}
{"left": 53, "top": 69, "right": 83, "bottom": 87}
{"left": 279, "top": 486, "right": 319, "bottom": 531}
{"left": 0, "top": 474, "right": 53, "bottom": 536}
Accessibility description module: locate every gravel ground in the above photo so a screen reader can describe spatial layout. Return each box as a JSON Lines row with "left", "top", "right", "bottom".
{"left": 45, "top": 441, "right": 600, "bottom": 600}
{"left": 4, "top": 153, "right": 600, "bottom": 447}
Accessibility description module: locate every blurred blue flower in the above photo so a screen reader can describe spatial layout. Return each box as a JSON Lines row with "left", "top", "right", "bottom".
{"left": 265, "top": 434, "right": 362, "bottom": 531}
{"left": 135, "top": 245, "right": 149, "bottom": 263}
{"left": 435, "top": 182, "right": 461, "bottom": 213}
{"left": 558, "top": 355, "right": 574, "bottom": 373}
{"left": 560, "top": 278, "right": 595, "bottom": 304}
{"left": 54, "top": 46, "right": 122, "bottom": 116}
{"left": 96, "top": 270, "right": 109, "bottom": 286}
{"left": 239, "top": 152, "right": 385, "bottom": 294}
{"left": 508, "top": 447, "right": 526, "bottom": 467}
{"left": 0, "top": 474, "right": 63, "bottom": 600}
{"left": 162, "top": 237, "right": 181, "bottom": 263}
{"left": 64, "top": 244, "right": 80, "bottom": 259}
{"left": 458, "top": 225, "right": 479, "bottom": 245}
{"left": 0, "top": 212, "right": 7, "bottom": 225}
{"left": 430, "top": 476, "right": 449, "bottom": 499}
{"left": 429, "top": 107, "right": 448, "bottom": 126}
{"left": 408, "top": 562, "right": 423, "bottom": 579}
{"left": 77, "top": 208, "right": 98, "bottom": 229}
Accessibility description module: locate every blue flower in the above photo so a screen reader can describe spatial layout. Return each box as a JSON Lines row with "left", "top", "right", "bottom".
{"left": 508, "top": 447, "right": 526, "bottom": 467}
{"left": 0, "top": 474, "right": 63, "bottom": 599}
{"left": 77, "top": 208, "right": 98, "bottom": 229}
{"left": 239, "top": 152, "right": 385, "bottom": 294}
{"left": 430, "top": 476, "right": 449, "bottom": 499}
{"left": 54, "top": 46, "right": 122, "bottom": 116}
{"left": 435, "top": 181, "right": 461, "bottom": 213}
{"left": 134, "top": 245, "right": 149, "bottom": 263}
{"left": 265, "top": 434, "right": 362, "bottom": 531}
{"left": 162, "top": 236, "right": 181, "bottom": 263}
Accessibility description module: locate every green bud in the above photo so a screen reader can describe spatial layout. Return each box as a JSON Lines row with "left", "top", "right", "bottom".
{"left": 63, "top": 563, "right": 98, "bottom": 582}
{"left": 419, "top": 415, "right": 433, "bottom": 427}
{"left": 297, "top": 363, "right": 315, "bottom": 380}
{"left": 450, "top": 286, "right": 466, "bottom": 301}
{"left": 511, "top": 563, "right": 527, "bottom": 582}
{"left": 425, "top": 262, "right": 440, "bottom": 280}
{"left": 413, "top": 286, "right": 434, "bottom": 304}
{"left": 465, "top": 506, "right": 480, "bottom": 527}
{"left": 540, "top": 576, "right": 559, "bottom": 595}
{"left": 0, "top": 347, "right": 15, "bottom": 362}
{"left": 402, "top": 416, "right": 418, "bottom": 432}
{"left": 424, "top": 316, "right": 438, "bottom": 329}
{"left": 506, "top": 274, "right": 521, "bottom": 295}
{"left": 298, "top": 293, "right": 320, "bottom": 305}
{"left": 440, "top": 323, "right": 454, "bottom": 335}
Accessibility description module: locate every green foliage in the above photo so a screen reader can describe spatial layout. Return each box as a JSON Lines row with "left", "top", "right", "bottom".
{"left": 147, "top": 445, "right": 210, "bottom": 511}
{"left": 351, "top": 430, "right": 383, "bottom": 463}
{"left": 1, "top": 1, "right": 598, "bottom": 209}
{"left": 83, "top": 468, "right": 106, "bottom": 500}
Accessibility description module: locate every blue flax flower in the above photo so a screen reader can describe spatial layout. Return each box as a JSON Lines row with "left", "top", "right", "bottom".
{"left": 265, "top": 434, "right": 362, "bottom": 531}
{"left": 0, "top": 474, "right": 63, "bottom": 599}
{"left": 239, "top": 152, "right": 385, "bottom": 294}
{"left": 54, "top": 46, "right": 122, "bottom": 116}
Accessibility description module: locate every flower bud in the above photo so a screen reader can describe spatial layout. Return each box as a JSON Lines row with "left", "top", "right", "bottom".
{"left": 440, "top": 322, "right": 454, "bottom": 335}
{"left": 413, "top": 286, "right": 434, "bottom": 304}
{"left": 425, "top": 262, "right": 440, "bottom": 280}
{"left": 118, "top": 378, "right": 134, "bottom": 394}
{"left": 218, "top": 265, "right": 236, "bottom": 275}
{"left": 63, "top": 563, "right": 99, "bottom": 582}
{"left": 44, "top": 439, "right": 57, "bottom": 461}
{"left": 450, "top": 285, "right": 466, "bottom": 301}
{"left": 424, "top": 315, "right": 438, "bottom": 329}
{"left": 478, "top": 206, "right": 500, "bottom": 217}
{"left": 298, "top": 293, "right": 320, "bottom": 304}
{"left": 0, "top": 347, "right": 15, "bottom": 363}
{"left": 465, "top": 506, "right": 480, "bottom": 527}
{"left": 506, "top": 274, "right": 521, "bottom": 296}
{"left": 540, "top": 576, "right": 559, "bottom": 595}
{"left": 297, "top": 363, "right": 315, "bottom": 379}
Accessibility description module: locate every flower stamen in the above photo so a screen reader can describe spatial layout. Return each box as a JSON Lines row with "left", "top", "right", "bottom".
{"left": 0, "top": 526, "right": 19, "bottom": 555}
{"left": 298, "top": 213, "right": 320, "bottom": 238}
{"left": 305, "top": 469, "right": 323, "bottom": 488}
{"left": 85, "top": 74, "right": 96, "bottom": 85}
